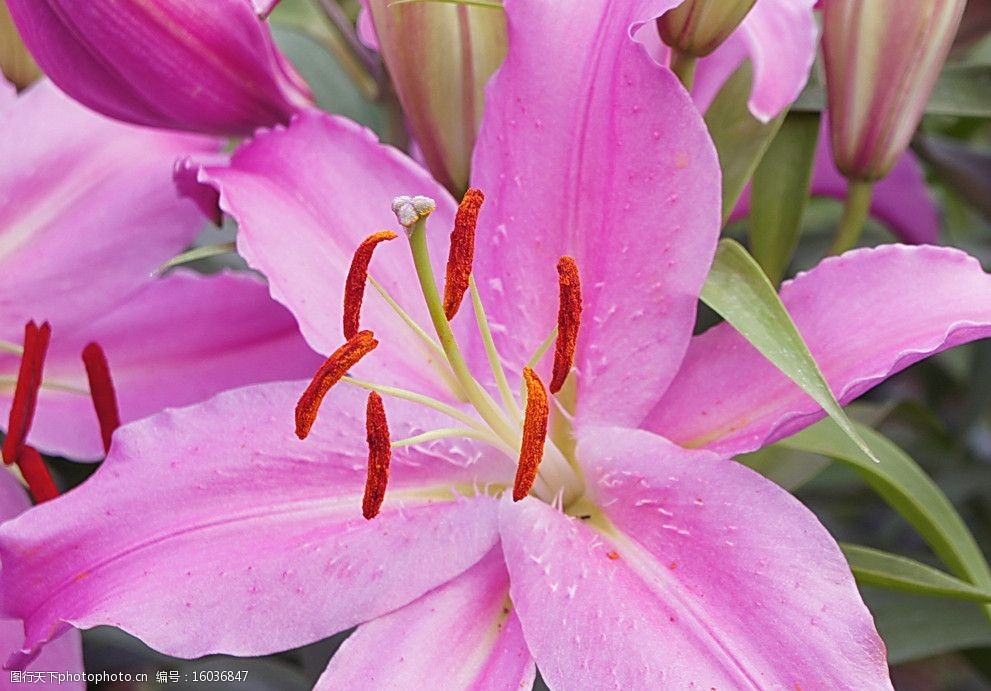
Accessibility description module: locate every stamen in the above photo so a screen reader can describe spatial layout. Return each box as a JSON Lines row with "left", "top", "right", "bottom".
{"left": 3, "top": 322, "right": 51, "bottom": 465}
{"left": 81, "top": 343, "right": 121, "bottom": 454}
{"left": 513, "top": 367, "right": 549, "bottom": 501}
{"left": 550, "top": 256, "right": 582, "bottom": 394}
{"left": 295, "top": 331, "right": 378, "bottom": 440}
{"left": 343, "top": 231, "right": 398, "bottom": 339}
{"left": 362, "top": 391, "right": 391, "bottom": 520}
{"left": 15, "top": 446, "right": 58, "bottom": 503}
{"left": 443, "top": 188, "right": 484, "bottom": 320}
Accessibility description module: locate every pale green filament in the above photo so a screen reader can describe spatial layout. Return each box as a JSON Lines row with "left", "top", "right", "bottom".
{"left": 526, "top": 326, "right": 558, "bottom": 369}
{"left": 0, "top": 378, "right": 88, "bottom": 395}
{"left": 405, "top": 217, "right": 519, "bottom": 447}
{"left": 391, "top": 427, "right": 498, "bottom": 448}
{"left": 0, "top": 341, "right": 24, "bottom": 356}
{"left": 469, "top": 276, "right": 521, "bottom": 419}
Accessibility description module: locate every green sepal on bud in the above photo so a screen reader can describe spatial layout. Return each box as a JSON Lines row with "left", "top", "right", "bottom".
{"left": 657, "top": 0, "right": 757, "bottom": 58}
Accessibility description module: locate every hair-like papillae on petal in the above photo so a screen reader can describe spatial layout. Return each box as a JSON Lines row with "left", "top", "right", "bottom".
{"left": 731, "top": 120, "right": 940, "bottom": 245}
{"left": 0, "top": 382, "right": 506, "bottom": 664}
{"left": 0, "top": 80, "right": 214, "bottom": 333}
{"left": 500, "top": 428, "right": 891, "bottom": 689}
{"left": 469, "top": 0, "right": 720, "bottom": 428}
{"left": 647, "top": 245, "right": 991, "bottom": 455}
{"left": 316, "top": 547, "right": 534, "bottom": 690}
{"left": 198, "top": 112, "right": 471, "bottom": 399}
{"left": 2, "top": 271, "right": 323, "bottom": 460}
{"left": 5, "top": 0, "right": 309, "bottom": 137}
{"left": 0, "top": 469, "right": 85, "bottom": 688}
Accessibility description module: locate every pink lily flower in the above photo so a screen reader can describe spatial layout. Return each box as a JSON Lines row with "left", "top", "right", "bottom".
{"left": 0, "top": 77, "right": 321, "bottom": 463}
{"left": 732, "top": 119, "right": 940, "bottom": 245}
{"left": 4, "top": 0, "right": 312, "bottom": 137}
{"left": 4, "top": 1, "right": 989, "bottom": 686}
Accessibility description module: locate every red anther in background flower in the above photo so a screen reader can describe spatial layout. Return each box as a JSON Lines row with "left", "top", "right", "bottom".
{"left": 362, "top": 391, "right": 391, "bottom": 520}
{"left": 443, "top": 188, "right": 484, "bottom": 321}
{"left": 513, "top": 367, "right": 549, "bottom": 501}
{"left": 82, "top": 342, "right": 121, "bottom": 454}
{"left": 550, "top": 256, "right": 582, "bottom": 394}
{"left": 295, "top": 331, "right": 379, "bottom": 440}
{"left": 343, "top": 231, "right": 397, "bottom": 340}
{"left": 15, "top": 445, "right": 58, "bottom": 503}
{"left": 3, "top": 321, "right": 51, "bottom": 465}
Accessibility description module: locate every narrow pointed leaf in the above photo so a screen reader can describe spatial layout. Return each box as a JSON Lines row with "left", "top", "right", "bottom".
{"left": 700, "top": 238, "right": 878, "bottom": 462}
{"left": 748, "top": 111, "right": 820, "bottom": 284}
{"left": 779, "top": 418, "right": 991, "bottom": 620}
{"left": 704, "top": 62, "right": 786, "bottom": 224}
{"left": 842, "top": 544, "right": 991, "bottom": 602}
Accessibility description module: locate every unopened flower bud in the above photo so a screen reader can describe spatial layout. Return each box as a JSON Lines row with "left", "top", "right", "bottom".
{"left": 0, "top": 0, "right": 39, "bottom": 89}
{"left": 822, "top": 0, "right": 966, "bottom": 181}
{"left": 365, "top": 0, "right": 506, "bottom": 194}
{"left": 657, "top": 0, "right": 758, "bottom": 57}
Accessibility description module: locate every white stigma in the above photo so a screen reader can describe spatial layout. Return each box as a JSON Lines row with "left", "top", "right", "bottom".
{"left": 391, "top": 195, "right": 436, "bottom": 229}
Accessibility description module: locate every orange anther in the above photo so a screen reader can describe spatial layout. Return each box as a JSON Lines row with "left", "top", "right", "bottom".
{"left": 443, "top": 188, "right": 484, "bottom": 320}
{"left": 343, "top": 231, "right": 397, "bottom": 339}
{"left": 362, "top": 391, "right": 391, "bottom": 520}
{"left": 550, "top": 256, "right": 582, "bottom": 394}
{"left": 82, "top": 342, "right": 121, "bottom": 454}
{"left": 512, "top": 367, "right": 549, "bottom": 501}
{"left": 295, "top": 331, "right": 378, "bottom": 439}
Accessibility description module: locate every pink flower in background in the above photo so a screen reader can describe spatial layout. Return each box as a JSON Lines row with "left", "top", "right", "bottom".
{"left": 0, "top": 77, "right": 321, "bottom": 462}
{"left": 10, "top": 1, "right": 986, "bottom": 687}
{"left": 4, "top": 0, "right": 312, "bottom": 137}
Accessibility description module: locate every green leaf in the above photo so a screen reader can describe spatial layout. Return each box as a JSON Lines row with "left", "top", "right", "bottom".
{"left": 792, "top": 64, "right": 991, "bottom": 118}
{"left": 863, "top": 588, "right": 991, "bottom": 664}
{"left": 842, "top": 544, "right": 991, "bottom": 602}
{"left": 748, "top": 111, "right": 820, "bottom": 284}
{"left": 699, "top": 238, "right": 878, "bottom": 462}
{"left": 778, "top": 418, "right": 991, "bottom": 617}
{"left": 704, "top": 62, "right": 786, "bottom": 224}
{"left": 271, "top": 26, "right": 388, "bottom": 136}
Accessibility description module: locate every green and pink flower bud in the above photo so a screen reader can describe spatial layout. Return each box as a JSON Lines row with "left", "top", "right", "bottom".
{"left": 362, "top": 0, "right": 506, "bottom": 195}
{"left": 5, "top": 0, "right": 312, "bottom": 137}
{"left": 822, "top": 0, "right": 966, "bottom": 182}
{"left": 657, "top": 0, "right": 758, "bottom": 58}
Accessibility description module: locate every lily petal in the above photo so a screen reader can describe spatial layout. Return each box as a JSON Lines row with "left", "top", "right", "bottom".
{"left": 2, "top": 270, "right": 323, "bottom": 460}
{"left": 199, "top": 112, "right": 464, "bottom": 397}
{"left": 470, "top": 0, "right": 720, "bottom": 428}
{"left": 0, "top": 79, "right": 214, "bottom": 333}
{"left": 0, "top": 470, "right": 84, "bottom": 687}
{"left": 500, "top": 428, "right": 890, "bottom": 689}
{"left": 0, "top": 381, "right": 504, "bottom": 662}
{"left": 316, "top": 547, "right": 534, "bottom": 690}
{"left": 647, "top": 245, "right": 991, "bottom": 454}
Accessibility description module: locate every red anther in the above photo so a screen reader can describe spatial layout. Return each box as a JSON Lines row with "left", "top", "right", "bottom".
{"left": 15, "top": 445, "right": 58, "bottom": 503}
{"left": 3, "top": 321, "right": 51, "bottom": 465}
{"left": 550, "top": 256, "right": 582, "bottom": 394}
{"left": 362, "top": 391, "right": 391, "bottom": 520}
{"left": 513, "top": 367, "right": 549, "bottom": 502}
{"left": 343, "top": 231, "right": 398, "bottom": 340}
{"left": 81, "top": 342, "right": 121, "bottom": 454}
{"left": 443, "top": 188, "right": 484, "bottom": 320}
{"left": 295, "top": 331, "right": 379, "bottom": 440}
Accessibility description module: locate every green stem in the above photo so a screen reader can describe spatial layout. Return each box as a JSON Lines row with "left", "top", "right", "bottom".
{"left": 670, "top": 50, "right": 698, "bottom": 91}
{"left": 829, "top": 180, "right": 874, "bottom": 256}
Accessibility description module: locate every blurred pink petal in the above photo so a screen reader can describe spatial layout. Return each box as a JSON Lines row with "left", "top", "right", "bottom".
{"left": 500, "top": 428, "right": 889, "bottom": 689}
{"left": 1, "top": 382, "right": 503, "bottom": 664}
{"left": 6, "top": 271, "right": 322, "bottom": 460}
{"left": 6, "top": 0, "right": 311, "bottom": 137}
{"left": 647, "top": 245, "right": 991, "bottom": 454}
{"left": 317, "top": 548, "right": 534, "bottom": 690}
